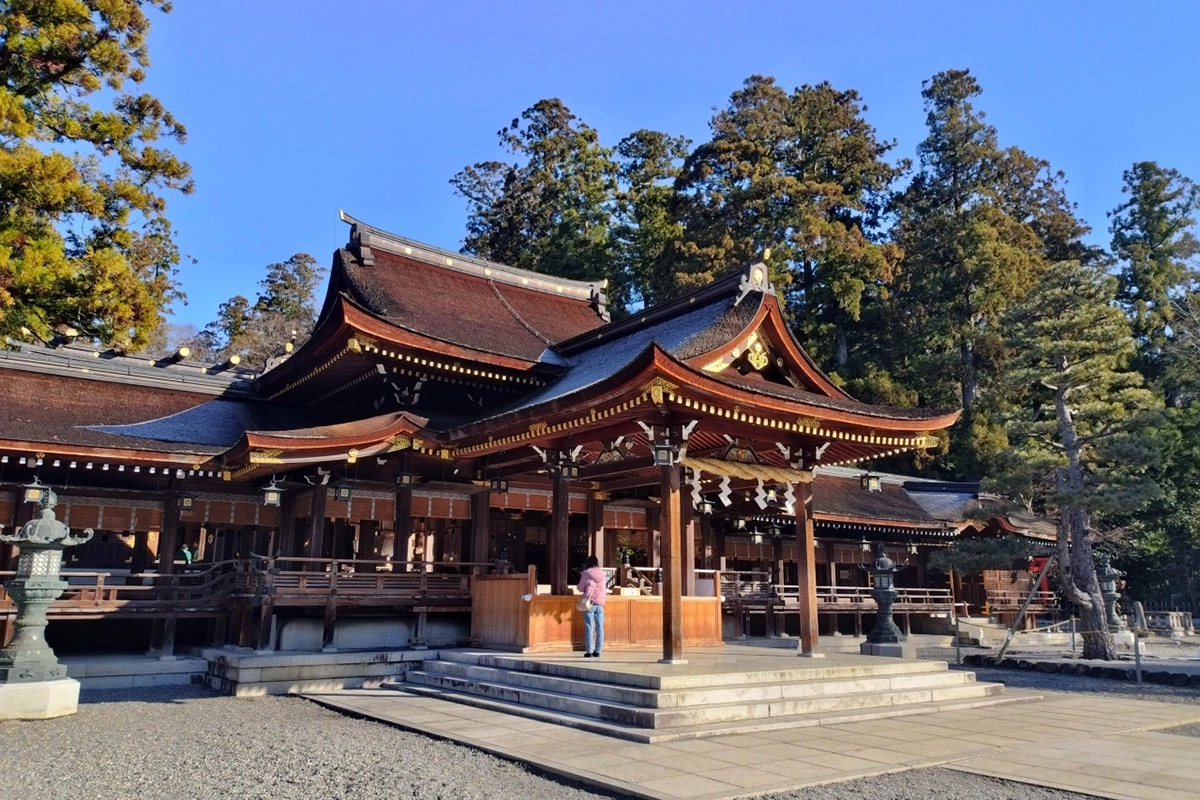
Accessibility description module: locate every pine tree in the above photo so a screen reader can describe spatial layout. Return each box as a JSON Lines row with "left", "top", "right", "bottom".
{"left": 670, "top": 77, "right": 903, "bottom": 374}
{"left": 1108, "top": 161, "right": 1199, "bottom": 393}
{"left": 612, "top": 129, "right": 690, "bottom": 310}
{"left": 194, "top": 254, "right": 324, "bottom": 369}
{"left": 0, "top": 0, "right": 192, "bottom": 350}
{"left": 886, "top": 69, "right": 1090, "bottom": 478}
{"left": 997, "top": 260, "right": 1162, "bottom": 660}
{"left": 449, "top": 100, "right": 620, "bottom": 304}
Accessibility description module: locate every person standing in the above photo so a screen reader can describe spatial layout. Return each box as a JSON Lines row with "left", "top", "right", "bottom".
{"left": 577, "top": 555, "right": 607, "bottom": 658}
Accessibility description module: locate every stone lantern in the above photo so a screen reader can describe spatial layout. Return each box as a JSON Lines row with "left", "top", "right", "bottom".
{"left": 0, "top": 489, "right": 93, "bottom": 720}
{"left": 860, "top": 541, "right": 915, "bottom": 658}
{"left": 1097, "top": 554, "right": 1127, "bottom": 632}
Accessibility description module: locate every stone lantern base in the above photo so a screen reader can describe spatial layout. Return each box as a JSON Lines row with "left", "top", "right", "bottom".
{"left": 0, "top": 678, "right": 81, "bottom": 720}
{"left": 860, "top": 641, "right": 916, "bottom": 659}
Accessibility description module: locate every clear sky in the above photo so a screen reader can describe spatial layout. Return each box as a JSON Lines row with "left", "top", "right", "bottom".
{"left": 143, "top": 0, "right": 1200, "bottom": 329}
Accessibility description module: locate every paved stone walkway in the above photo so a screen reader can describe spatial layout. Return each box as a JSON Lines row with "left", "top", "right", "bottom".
{"left": 305, "top": 688, "right": 1200, "bottom": 800}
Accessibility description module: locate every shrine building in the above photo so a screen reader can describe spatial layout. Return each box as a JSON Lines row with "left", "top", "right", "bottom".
{"left": 0, "top": 213, "right": 966, "bottom": 661}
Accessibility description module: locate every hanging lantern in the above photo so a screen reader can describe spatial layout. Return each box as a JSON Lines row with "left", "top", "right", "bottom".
{"left": 333, "top": 484, "right": 353, "bottom": 503}
{"left": 22, "top": 478, "right": 48, "bottom": 505}
{"left": 653, "top": 443, "right": 676, "bottom": 466}
{"left": 262, "top": 478, "right": 284, "bottom": 507}
{"left": 860, "top": 473, "right": 882, "bottom": 492}
{"left": 860, "top": 536, "right": 871, "bottom": 553}
{"left": 490, "top": 478, "right": 508, "bottom": 493}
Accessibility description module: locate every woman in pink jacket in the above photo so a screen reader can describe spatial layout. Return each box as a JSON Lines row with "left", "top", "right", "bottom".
{"left": 577, "top": 555, "right": 607, "bottom": 657}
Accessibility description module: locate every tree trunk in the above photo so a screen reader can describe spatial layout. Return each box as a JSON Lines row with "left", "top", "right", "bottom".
{"left": 1053, "top": 374, "right": 1116, "bottom": 661}
{"left": 835, "top": 321, "right": 848, "bottom": 372}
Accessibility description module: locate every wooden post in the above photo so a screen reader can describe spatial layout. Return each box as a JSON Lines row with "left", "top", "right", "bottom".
{"left": 149, "top": 493, "right": 182, "bottom": 656}
{"left": 700, "top": 514, "right": 713, "bottom": 570}
{"left": 322, "top": 566, "right": 338, "bottom": 652}
{"left": 306, "top": 488, "right": 328, "bottom": 568}
{"left": 649, "top": 507, "right": 662, "bottom": 568}
{"left": 659, "top": 460, "right": 685, "bottom": 663}
{"left": 550, "top": 463, "right": 570, "bottom": 595}
{"left": 827, "top": 541, "right": 841, "bottom": 636}
{"left": 395, "top": 476, "right": 413, "bottom": 569}
{"left": 714, "top": 527, "right": 726, "bottom": 571}
{"left": 469, "top": 489, "right": 491, "bottom": 564}
{"left": 587, "top": 492, "right": 606, "bottom": 565}
{"left": 795, "top": 481, "right": 821, "bottom": 657}
{"left": 130, "top": 531, "right": 151, "bottom": 576}
{"left": 682, "top": 500, "right": 696, "bottom": 596}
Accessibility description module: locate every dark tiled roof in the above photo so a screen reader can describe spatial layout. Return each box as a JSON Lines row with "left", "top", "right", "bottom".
{"left": 338, "top": 248, "right": 606, "bottom": 362}
{"left": 90, "top": 399, "right": 316, "bottom": 448}
{"left": 0, "top": 368, "right": 226, "bottom": 455}
{"left": 477, "top": 294, "right": 740, "bottom": 420}
{"left": 813, "top": 474, "right": 937, "bottom": 524}
{"left": 712, "top": 371, "right": 954, "bottom": 421}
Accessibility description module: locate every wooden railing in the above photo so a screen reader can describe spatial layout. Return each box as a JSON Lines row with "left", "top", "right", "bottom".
{"left": 985, "top": 589, "right": 1058, "bottom": 612}
{"left": 0, "top": 557, "right": 510, "bottom": 618}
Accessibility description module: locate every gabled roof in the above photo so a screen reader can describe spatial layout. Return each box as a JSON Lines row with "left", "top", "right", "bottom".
{"left": 331, "top": 213, "right": 609, "bottom": 363}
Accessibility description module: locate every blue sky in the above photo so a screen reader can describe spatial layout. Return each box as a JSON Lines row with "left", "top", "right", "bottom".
{"left": 143, "top": 1, "right": 1200, "bottom": 329}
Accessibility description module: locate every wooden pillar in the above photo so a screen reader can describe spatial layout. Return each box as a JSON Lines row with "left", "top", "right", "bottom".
{"left": 550, "top": 465, "right": 570, "bottom": 595}
{"left": 649, "top": 507, "right": 662, "bottom": 568}
{"left": 469, "top": 489, "right": 490, "bottom": 565}
{"left": 395, "top": 463, "right": 413, "bottom": 569}
{"left": 795, "top": 481, "right": 821, "bottom": 657}
{"left": 130, "top": 531, "right": 151, "bottom": 575}
{"left": 699, "top": 514, "right": 713, "bottom": 570}
{"left": 714, "top": 527, "right": 726, "bottom": 571}
{"left": 682, "top": 501, "right": 696, "bottom": 596}
{"left": 305, "top": 488, "right": 328, "bottom": 568}
{"left": 659, "top": 461, "right": 685, "bottom": 663}
{"left": 772, "top": 534, "right": 785, "bottom": 590}
{"left": 157, "top": 494, "right": 182, "bottom": 575}
{"left": 827, "top": 541, "right": 840, "bottom": 636}
{"left": 587, "top": 493, "right": 606, "bottom": 565}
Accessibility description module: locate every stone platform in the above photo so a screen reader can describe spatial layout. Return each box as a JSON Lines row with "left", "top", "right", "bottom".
{"left": 374, "top": 646, "right": 1030, "bottom": 742}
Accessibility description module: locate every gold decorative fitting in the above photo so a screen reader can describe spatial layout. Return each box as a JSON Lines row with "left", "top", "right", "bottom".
{"left": 249, "top": 449, "right": 284, "bottom": 465}
{"left": 346, "top": 338, "right": 362, "bottom": 353}
{"left": 747, "top": 342, "right": 769, "bottom": 371}
{"left": 347, "top": 449, "right": 359, "bottom": 464}
{"left": 384, "top": 434, "right": 412, "bottom": 453}
{"left": 528, "top": 421, "right": 549, "bottom": 437}
{"left": 643, "top": 377, "right": 679, "bottom": 405}
{"left": 796, "top": 416, "right": 821, "bottom": 429}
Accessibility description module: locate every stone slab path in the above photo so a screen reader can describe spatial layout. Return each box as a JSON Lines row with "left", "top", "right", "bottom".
{"left": 304, "top": 688, "right": 1200, "bottom": 800}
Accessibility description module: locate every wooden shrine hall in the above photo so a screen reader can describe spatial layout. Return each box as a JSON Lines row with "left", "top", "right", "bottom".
{"left": 0, "top": 213, "right": 959, "bottom": 662}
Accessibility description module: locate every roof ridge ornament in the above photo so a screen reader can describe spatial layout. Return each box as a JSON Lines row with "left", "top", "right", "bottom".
{"left": 734, "top": 262, "right": 773, "bottom": 306}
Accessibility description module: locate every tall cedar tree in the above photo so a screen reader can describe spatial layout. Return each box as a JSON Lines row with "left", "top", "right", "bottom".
{"left": 192, "top": 254, "right": 324, "bottom": 369}
{"left": 613, "top": 129, "right": 691, "bottom": 308}
{"left": 670, "top": 77, "right": 903, "bottom": 374}
{"left": 996, "top": 260, "right": 1161, "bottom": 660}
{"left": 0, "top": 0, "right": 192, "bottom": 350}
{"left": 1108, "top": 161, "right": 1199, "bottom": 395}
{"left": 450, "top": 100, "right": 622, "bottom": 306}
{"left": 888, "top": 69, "right": 1088, "bottom": 477}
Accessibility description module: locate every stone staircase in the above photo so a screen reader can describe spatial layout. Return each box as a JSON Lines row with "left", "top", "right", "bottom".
{"left": 383, "top": 651, "right": 1036, "bottom": 743}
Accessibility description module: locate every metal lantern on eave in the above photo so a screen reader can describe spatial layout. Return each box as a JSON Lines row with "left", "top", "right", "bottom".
{"left": 262, "top": 478, "right": 284, "bottom": 507}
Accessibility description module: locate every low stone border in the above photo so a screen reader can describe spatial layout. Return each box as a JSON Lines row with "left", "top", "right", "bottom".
{"left": 963, "top": 654, "right": 1200, "bottom": 686}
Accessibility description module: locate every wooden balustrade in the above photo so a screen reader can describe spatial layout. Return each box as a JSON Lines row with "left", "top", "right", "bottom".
{"left": 0, "top": 557, "right": 509, "bottom": 619}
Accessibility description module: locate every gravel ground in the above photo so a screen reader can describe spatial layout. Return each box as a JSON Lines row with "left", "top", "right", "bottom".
{"left": 0, "top": 684, "right": 1113, "bottom": 800}
{"left": 1, "top": 685, "right": 620, "bottom": 800}
{"left": 757, "top": 769, "right": 1099, "bottom": 800}
{"left": 919, "top": 647, "right": 1200, "bottom": 705}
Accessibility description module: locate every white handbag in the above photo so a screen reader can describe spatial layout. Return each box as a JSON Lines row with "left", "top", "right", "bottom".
{"left": 576, "top": 595, "right": 593, "bottom": 611}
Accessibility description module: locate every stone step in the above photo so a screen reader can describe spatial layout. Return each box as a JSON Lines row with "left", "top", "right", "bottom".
{"left": 384, "top": 682, "right": 1042, "bottom": 744}
{"left": 417, "top": 658, "right": 978, "bottom": 709}
{"left": 434, "top": 649, "right": 949, "bottom": 690}
{"left": 401, "top": 668, "right": 1005, "bottom": 729}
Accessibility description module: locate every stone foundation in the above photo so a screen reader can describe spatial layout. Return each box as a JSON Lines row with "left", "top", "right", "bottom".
{"left": 0, "top": 678, "right": 81, "bottom": 720}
